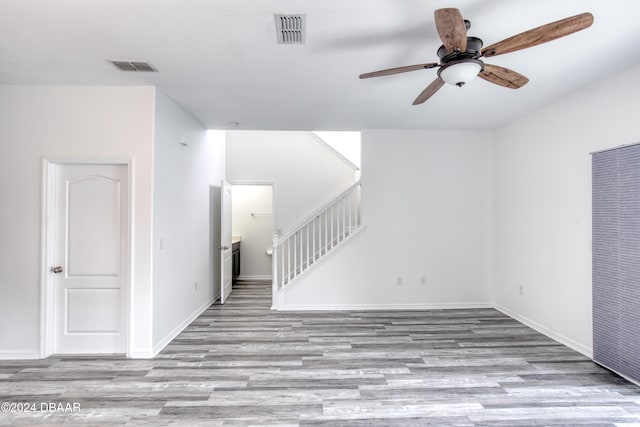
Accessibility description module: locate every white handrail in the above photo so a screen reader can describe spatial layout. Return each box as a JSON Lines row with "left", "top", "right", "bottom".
{"left": 279, "top": 180, "right": 362, "bottom": 242}
{"left": 272, "top": 181, "right": 362, "bottom": 294}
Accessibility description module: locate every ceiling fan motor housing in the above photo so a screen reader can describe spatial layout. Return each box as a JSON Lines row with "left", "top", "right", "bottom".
{"left": 437, "top": 36, "right": 483, "bottom": 63}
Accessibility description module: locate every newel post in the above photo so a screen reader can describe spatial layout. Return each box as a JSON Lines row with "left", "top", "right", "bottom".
{"left": 271, "top": 234, "right": 279, "bottom": 310}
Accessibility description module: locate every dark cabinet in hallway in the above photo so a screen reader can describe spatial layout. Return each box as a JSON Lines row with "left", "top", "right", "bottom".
{"left": 232, "top": 241, "right": 241, "bottom": 280}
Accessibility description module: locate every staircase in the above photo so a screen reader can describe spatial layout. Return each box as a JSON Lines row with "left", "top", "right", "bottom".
{"left": 271, "top": 181, "right": 363, "bottom": 303}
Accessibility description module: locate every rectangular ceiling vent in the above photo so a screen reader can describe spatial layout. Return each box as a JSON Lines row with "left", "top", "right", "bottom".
{"left": 275, "top": 14, "right": 305, "bottom": 44}
{"left": 111, "top": 61, "right": 157, "bottom": 72}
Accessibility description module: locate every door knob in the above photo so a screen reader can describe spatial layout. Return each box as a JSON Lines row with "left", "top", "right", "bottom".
{"left": 51, "top": 266, "right": 63, "bottom": 274}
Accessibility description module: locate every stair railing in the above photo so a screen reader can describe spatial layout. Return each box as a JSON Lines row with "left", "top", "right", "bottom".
{"left": 272, "top": 181, "right": 362, "bottom": 300}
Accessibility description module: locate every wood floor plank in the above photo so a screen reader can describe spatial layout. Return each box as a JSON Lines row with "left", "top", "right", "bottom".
{"left": 0, "top": 278, "right": 639, "bottom": 425}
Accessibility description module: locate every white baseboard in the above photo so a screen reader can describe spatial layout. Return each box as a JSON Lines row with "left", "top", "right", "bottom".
{"left": 594, "top": 360, "right": 640, "bottom": 387}
{"left": 494, "top": 304, "right": 593, "bottom": 358}
{"left": 151, "top": 296, "right": 215, "bottom": 357}
{"left": 0, "top": 350, "right": 40, "bottom": 360}
{"left": 280, "top": 302, "right": 493, "bottom": 311}
{"left": 237, "top": 275, "right": 272, "bottom": 280}
{"left": 128, "top": 349, "right": 155, "bottom": 359}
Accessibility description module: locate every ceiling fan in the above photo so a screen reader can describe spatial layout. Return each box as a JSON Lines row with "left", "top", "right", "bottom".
{"left": 359, "top": 8, "right": 594, "bottom": 105}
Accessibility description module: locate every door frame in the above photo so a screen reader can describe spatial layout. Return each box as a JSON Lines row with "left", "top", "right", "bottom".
{"left": 227, "top": 180, "right": 277, "bottom": 308}
{"left": 40, "top": 157, "right": 134, "bottom": 358}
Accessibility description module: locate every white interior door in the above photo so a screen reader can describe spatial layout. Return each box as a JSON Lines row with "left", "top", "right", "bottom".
{"left": 52, "top": 164, "right": 128, "bottom": 354}
{"left": 220, "top": 180, "right": 233, "bottom": 304}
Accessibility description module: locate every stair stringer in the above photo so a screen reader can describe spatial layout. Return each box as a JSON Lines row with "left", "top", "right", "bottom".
{"left": 275, "top": 225, "right": 367, "bottom": 309}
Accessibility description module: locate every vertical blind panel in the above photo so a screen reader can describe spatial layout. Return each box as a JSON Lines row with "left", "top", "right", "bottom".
{"left": 618, "top": 148, "right": 640, "bottom": 381}
{"left": 592, "top": 149, "right": 621, "bottom": 372}
{"left": 593, "top": 144, "right": 640, "bottom": 383}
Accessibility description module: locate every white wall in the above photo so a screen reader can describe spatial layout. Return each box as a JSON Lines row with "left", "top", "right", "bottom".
{"left": 231, "top": 185, "right": 273, "bottom": 278}
{"left": 226, "top": 131, "right": 357, "bottom": 234}
{"left": 151, "top": 91, "right": 224, "bottom": 353}
{"left": 0, "top": 86, "right": 155, "bottom": 358}
{"left": 493, "top": 63, "right": 640, "bottom": 357}
{"left": 283, "top": 129, "right": 493, "bottom": 309}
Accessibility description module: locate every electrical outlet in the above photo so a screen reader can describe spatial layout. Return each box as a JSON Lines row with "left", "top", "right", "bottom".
{"left": 518, "top": 285, "right": 524, "bottom": 296}
{"left": 159, "top": 238, "right": 164, "bottom": 250}
{"left": 396, "top": 277, "right": 403, "bottom": 286}
{"left": 195, "top": 281, "right": 198, "bottom": 291}
{"left": 420, "top": 276, "right": 427, "bottom": 285}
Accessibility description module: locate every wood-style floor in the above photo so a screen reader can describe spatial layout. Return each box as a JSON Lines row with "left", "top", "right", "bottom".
{"left": 1, "top": 279, "right": 640, "bottom": 426}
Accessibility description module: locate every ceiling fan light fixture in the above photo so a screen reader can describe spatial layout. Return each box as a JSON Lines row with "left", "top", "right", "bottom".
{"left": 438, "top": 59, "right": 483, "bottom": 87}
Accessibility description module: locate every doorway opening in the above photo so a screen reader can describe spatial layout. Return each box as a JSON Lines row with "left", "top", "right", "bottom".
{"left": 219, "top": 182, "right": 275, "bottom": 306}
{"left": 231, "top": 184, "right": 274, "bottom": 281}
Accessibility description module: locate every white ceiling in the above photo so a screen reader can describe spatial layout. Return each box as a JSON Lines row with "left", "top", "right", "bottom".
{"left": 2, "top": 0, "right": 640, "bottom": 131}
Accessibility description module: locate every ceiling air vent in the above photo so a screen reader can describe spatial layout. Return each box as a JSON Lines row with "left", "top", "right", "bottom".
{"left": 275, "top": 14, "right": 305, "bottom": 44}
{"left": 111, "top": 61, "right": 157, "bottom": 72}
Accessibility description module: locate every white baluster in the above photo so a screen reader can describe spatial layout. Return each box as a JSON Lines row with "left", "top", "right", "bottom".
{"left": 348, "top": 191, "right": 353, "bottom": 233}
{"left": 313, "top": 217, "right": 317, "bottom": 262}
{"left": 324, "top": 210, "right": 328, "bottom": 254}
{"left": 299, "top": 229, "right": 303, "bottom": 273}
{"left": 342, "top": 197, "right": 346, "bottom": 240}
{"left": 337, "top": 198, "right": 340, "bottom": 240}
{"left": 287, "top": 239, "right": 291, "bottom": 284}
{"left": 306, "top": 223, "right": 311, "bottom": 268}
{"left": 272, "top": 235, "right": 279, "bottom": 304}
{"left": 356, "top": 184, "right": 361, "bottom": 227}
{"left": 337, "top": 200, "right": 341, "bottom": 242}
{"left": 330, "top": 204, "right": 334, "bottom": 249}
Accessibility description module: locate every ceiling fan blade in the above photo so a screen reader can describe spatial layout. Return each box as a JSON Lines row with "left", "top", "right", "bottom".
{"left": 434, "top": 8, "right": 467, "bottom": 52}
{"left": 479, "top": 64, "right": 529, "bottom": 89}
{"left": 359, "top": 63, "right": 439, "bottom": 79}
{"left": 412, "top": 77, "right": 445, "bottom": 105}
{"left": 482, "top": 12, "right": 593, "bottom": 58}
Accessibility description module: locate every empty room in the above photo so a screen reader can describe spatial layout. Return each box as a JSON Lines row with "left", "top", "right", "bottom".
{"left": 1, "top": 0, "right": 640, "bottom": 425}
